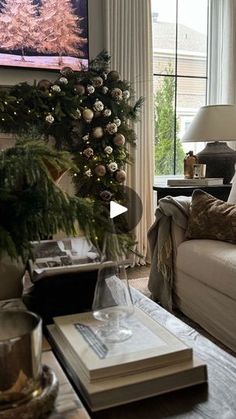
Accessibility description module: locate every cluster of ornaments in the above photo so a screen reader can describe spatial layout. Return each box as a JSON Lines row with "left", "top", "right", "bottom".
{"left": 38, "top": 66, "right": 130, "bottom": 201}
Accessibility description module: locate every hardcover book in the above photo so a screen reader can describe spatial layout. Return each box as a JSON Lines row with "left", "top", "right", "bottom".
{"left": 52, "top": 307, "right": 193, "bottom": 382}
{"left": 167, "top": 178, "right": 224, "bottom": 186}
{"left": 47, "top": 324, "right": 207, "bottom": 411}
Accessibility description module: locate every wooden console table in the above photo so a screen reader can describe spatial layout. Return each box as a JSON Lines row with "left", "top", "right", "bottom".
{"left": 153, "top": 184, "right": 232, "bottom": 203}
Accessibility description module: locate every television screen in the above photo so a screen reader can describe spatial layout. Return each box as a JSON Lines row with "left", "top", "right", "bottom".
{"left": 0, "top": 0, "right": 89, "bottom": 71}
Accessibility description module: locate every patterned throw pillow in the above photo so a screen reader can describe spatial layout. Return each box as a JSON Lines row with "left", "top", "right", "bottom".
{"left": 186, "top": 189, "right": 236, "bottom": 243}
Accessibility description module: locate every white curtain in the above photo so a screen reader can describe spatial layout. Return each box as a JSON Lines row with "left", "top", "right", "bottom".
{"left": 103, "top": 0, "right": 154, "bottom": 264}
{"left": 208, "top": 0, "right": 236, "bottom": 105}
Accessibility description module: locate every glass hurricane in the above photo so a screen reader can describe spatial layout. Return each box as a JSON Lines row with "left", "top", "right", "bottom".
{"left": 92, "top": 235, "right": 134, "bottom": 343}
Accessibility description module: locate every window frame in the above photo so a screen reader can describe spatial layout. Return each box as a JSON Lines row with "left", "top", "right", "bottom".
{"left": 153, "top": 0, "right": 209, "bottom": 175}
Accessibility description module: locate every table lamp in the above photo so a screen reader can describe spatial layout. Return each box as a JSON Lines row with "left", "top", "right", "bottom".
{"left": 181, "top": 104, "right": 236, "bottom": 184}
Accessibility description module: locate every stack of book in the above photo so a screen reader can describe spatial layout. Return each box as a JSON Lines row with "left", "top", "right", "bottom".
{"left": 167, "top": 178, "right": 224, "bottom": 186}
{"left": 47, "top": 307, "right": 207, "bottom": 411}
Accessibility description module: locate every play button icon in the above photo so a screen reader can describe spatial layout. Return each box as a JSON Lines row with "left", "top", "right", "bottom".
{"left": 106, "top": 186, "right": 143, "bottom": 234}
{"left": 110, "top": 201, "right": 128, "bottom": 219}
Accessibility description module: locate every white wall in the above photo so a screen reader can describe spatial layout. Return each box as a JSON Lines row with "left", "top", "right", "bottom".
{"left": 0, "top": 0, "right": 104, "bottom": 86}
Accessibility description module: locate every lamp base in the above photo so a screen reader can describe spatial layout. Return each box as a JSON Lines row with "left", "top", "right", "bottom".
{"left": 197, "top": 141, "right": 236, "bottom": 184}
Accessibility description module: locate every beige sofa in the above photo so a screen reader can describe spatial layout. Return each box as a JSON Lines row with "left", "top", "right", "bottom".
{"left": 172, "top": 218, "right": 236, "bottom": 352}
{"left": 148, "top": 177, "right": 236, "bottom": 353}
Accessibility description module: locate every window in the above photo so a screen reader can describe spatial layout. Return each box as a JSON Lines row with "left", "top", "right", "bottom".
{"left": 152, "top": 0, "right": 209, "bottom": 179}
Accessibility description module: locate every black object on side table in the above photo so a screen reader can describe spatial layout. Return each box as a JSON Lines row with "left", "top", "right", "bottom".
{"left": 153, "top": 184, "right": 232, "bottom": 203}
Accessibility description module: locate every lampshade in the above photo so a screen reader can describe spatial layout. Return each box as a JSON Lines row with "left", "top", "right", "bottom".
{"left": 182, "top": 104, "right": 236, "bottom": 143}
{"left": 181, "top": 104, "right": 236, "bottom": 184}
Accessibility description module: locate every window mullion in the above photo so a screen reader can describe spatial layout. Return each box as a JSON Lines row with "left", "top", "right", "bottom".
{"left": 173, "top": 0, "right": 178, "bottom": 174}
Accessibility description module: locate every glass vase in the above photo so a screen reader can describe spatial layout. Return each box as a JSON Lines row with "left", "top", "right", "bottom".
{"left": 92, "top": 234, "right": 134, "bottom": 343}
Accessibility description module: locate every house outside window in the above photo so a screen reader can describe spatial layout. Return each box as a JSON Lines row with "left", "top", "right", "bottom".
{"left": 152, "top": 0, "right": 209, "bottom": 182}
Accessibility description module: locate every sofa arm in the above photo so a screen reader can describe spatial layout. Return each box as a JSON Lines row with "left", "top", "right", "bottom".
{"left": 171, "top": 222, "right": 187, "bottom": 250}
{"left": 170, "top": 195, "right": 191, "bottom": 256}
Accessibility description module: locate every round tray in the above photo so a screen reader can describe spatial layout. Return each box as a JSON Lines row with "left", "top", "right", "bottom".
{"left": 0, "top": 365, "right": 59, "bottom": 419}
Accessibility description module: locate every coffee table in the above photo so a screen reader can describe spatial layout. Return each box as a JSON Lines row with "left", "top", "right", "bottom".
{"left": 3, "top": 290, "right": 236, "bottom": 418}
{"left": 50, "top": 288, "right": 236, "bottom": 419}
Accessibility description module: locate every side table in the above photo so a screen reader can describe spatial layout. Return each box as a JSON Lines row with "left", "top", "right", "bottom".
{"left": 153, "top": 184, "right": 232, "bottom": 204}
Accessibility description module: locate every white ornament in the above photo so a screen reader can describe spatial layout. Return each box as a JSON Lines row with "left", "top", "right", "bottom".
{"left": 104, "top": 146, "right": 113, "bottom": 155}
{"left": 114, "top": 117, "right": 121, "bottom": 127}
{"left": 123, "top": 90, "right": 130, "bottom": 100}
{"left": 51, "top": 85, "right": 61, "bottom": 92}
{"left": 108, "top": 162, "right": 118, "bottom": 172}
{"left": 59, "top": 77, "right": 68, "bottom": 85}
{"left": 93, "top": 100, "right": 104, "bottom": 112}
{"left": 83, "top": 148, "right": 94, "bottom": 158}
{"left": 87, "top": 84, "right": 95, "bottom": 94}
{"left": 102, "top": 86, "right": 109, "bottom": 94}
{"left": 45, "top": 114, "right": 54, "bottom": 124}
{"left": 82, "top": 134, "right": 89, "bottom": 141}
{"left": 103, "top": 108, "right": 112, "bottom": 117}
{"left": 85, "top": 169, "right": 92, "bottom": 177}
{"left": 75, "top": 108, "right": 81, "bottom": 118}
{"left": 106, "top": 122, "right": 118, "bottom": 135}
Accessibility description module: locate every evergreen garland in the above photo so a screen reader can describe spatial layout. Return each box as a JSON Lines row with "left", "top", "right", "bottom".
{"left": 0, "top": 138, "right": 97, "bottom": 261}
{"left": 0, "top": 51, "right": 143, "bottom": 253}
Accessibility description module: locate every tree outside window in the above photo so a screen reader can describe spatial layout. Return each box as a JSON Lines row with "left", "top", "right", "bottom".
{"left": 154, "top": 65, "right": 185, "bottom": 175}
{"left": 152, "top": 0, "right": 208, "bottom": 179}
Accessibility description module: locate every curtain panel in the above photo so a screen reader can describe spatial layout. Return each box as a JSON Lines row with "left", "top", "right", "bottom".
{"left": 103, "top": 0, "right": 155, "bottom": 263}
{"left": 208, "top": 0, "right": 236, "bottom": 105}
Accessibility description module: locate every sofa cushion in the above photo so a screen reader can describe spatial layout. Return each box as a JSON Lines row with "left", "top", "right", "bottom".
{"left": 176, "top": 239, "right": 236, "bottom": 300}
{"left": 186, "top": 189, "right": 236, "bottom": 243}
